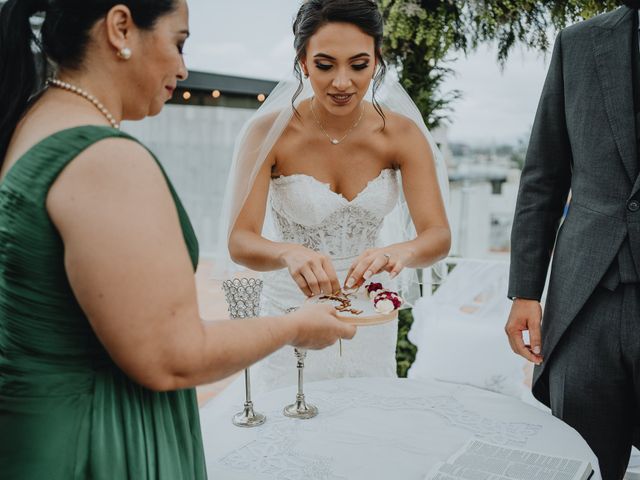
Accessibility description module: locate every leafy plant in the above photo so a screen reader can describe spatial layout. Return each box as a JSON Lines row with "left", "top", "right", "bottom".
{"left": 380, "top": 0, "right": 620, "bottom": 128}
{"left": 396, "top": 308, "right": 418, "bottom": 377}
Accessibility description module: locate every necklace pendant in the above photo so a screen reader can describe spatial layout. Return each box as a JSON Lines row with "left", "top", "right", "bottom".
{"left": 331, "top": 139, "right": 340, "bottom": 145}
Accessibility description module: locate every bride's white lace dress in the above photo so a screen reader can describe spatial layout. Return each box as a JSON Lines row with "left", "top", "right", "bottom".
{"left": 204, "top": 168, "right": 402, "bottom": 414}
{"left": 251, "top": 167, "right": 401, "bottom": 395}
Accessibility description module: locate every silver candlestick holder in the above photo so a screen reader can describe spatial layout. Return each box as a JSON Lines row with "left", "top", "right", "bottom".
{"left": 222, "top": 278, "right": 266, "bottom": 428}
{"left": 283, "top": 307, "right": 318, "bottom": 419}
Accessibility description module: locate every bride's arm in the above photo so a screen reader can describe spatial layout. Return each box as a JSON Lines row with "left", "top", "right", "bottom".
{"left": 229, "top": 157, "right": 341, "bottom": 296}
{"left": 393, "top": 116, "right": 451, "bottom": 270}
{"left": 345, "top": 116, "right": 450, "bottom": 287}
{"left": 228, "top": 156, "right": 290, "bottom": 271}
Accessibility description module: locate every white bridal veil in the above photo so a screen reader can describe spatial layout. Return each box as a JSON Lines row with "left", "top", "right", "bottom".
{"left": 213, "top": 74, "right": 450, "bottom": 304}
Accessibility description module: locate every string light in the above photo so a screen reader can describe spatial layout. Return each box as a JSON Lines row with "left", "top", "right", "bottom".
{"left": 183, "top": 91, "right": 191, "bottom": 100}
{"left": 212, "top": 90, "right": 221, "bottom": 98}
{"left": 257, "top": 93, "right": 266, "bottom": 102}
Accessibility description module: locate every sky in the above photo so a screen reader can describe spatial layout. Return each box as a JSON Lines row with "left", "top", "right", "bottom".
{"left": 184, "top": 0, "right": 553, "bottom": 146}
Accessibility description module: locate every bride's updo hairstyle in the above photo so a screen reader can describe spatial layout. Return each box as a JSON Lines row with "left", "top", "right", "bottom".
{"left": 292, "top": 0, "right": 387, "bottom": 122}
{"left": 0, "top": 0, "right": 177, "bottom": 163}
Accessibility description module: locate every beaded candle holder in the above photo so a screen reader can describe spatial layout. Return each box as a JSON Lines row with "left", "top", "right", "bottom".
{"left": 222, "top": 278, "right": 266, "bottom": 427}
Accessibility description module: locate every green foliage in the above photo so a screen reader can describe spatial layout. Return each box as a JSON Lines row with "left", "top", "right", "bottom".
{"left": 396, "top": 308, "right": 417, "bottom": 377}
{"left": 379, "top": 0, "right": 620, "bottom": 129}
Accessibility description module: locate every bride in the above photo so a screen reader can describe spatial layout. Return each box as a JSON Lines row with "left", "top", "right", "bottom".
{"left": 214, "top": 0, "right": 450, "bottom": 397}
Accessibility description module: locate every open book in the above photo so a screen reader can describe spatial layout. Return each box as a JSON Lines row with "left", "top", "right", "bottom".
{"left": 425, "top": 440, "right": 593, "bottom": 480}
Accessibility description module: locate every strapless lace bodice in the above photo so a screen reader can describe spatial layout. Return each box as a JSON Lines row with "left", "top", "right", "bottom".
{"left": 269, "top": 168, "right": 400, "bottom": 259}
{"left": 209, "top": 169, "right": 402, "bottom": 403}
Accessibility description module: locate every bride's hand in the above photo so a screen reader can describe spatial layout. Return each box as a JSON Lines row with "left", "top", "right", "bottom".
{"left": 280, "top": 244, "right": 341, "bottom": 297}
{"left": 344, "top": 246, "right": 415, "bottom": 289}
{"left": 286, "top": 304, "right": 356, "bottom": 350}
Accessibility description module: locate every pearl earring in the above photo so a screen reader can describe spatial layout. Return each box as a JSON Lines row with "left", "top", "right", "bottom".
{"left": 117, "top": 47, "right": 132, "bottom": 60}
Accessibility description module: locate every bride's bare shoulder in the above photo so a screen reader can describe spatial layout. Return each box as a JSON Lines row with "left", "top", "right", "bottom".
{"left": 370, "top": 105, "right": 424, "bottom": 144}
{"left": 375, "top": 106, "right": 418, "bottom": 132}
{"left": 370, "top": 105, "right": 434, "bottom": 164}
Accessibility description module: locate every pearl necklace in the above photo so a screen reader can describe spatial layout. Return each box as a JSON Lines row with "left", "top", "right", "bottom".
{"left": 46, "top": 78, "right": 120, "bottom": 129}
{"left": 310, "top": 97, "right": 365, "bottom": 145}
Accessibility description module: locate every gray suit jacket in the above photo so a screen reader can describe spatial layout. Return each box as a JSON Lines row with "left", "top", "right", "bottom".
{"left": 509, "top": 6, "right": 639, "bottom": 406}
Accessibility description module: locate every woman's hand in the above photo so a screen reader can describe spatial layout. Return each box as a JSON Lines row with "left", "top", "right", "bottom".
{"left": 280, "top": 244, "right": 341, "bottom": 297}
{"left": 286, "top": 304, "right": 357, "bottom": 350}
{"left": 344, "top": 245, "right": 415, "bottom": 289}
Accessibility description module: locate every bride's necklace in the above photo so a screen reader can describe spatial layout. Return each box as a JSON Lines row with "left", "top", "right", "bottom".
{"left": 310, "top": 96, "right": 365, "bottom": 145}
{"left": 46, "top": 78, "right": 120, "bottom": 129}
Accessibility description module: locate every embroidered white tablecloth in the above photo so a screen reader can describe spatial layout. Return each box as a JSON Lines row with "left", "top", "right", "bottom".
{"left": 200, "top": 377, "right": 599, "bottom": 480}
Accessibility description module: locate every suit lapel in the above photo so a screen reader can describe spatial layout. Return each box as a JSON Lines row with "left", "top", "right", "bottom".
{"left": 593, "top": 7, "right": 638, "bottom": 185}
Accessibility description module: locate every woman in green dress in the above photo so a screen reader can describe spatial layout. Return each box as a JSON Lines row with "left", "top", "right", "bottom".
{"left": 0, "top": 1, "right": 356, "bottom": 478}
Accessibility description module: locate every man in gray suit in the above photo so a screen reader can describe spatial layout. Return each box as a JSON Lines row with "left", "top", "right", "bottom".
{"left": 506, "top": 2, "right": 640, "bottom": 479}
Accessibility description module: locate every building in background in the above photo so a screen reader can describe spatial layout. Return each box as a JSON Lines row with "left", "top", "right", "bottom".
{"left": 428, "top": 125, "right": 522, "bottom": 260}
{"left": 447, "top": 142, "right": 525, "bottom": 259}
{"left": 123, "top": 71, "right": 278, "bottom": 257}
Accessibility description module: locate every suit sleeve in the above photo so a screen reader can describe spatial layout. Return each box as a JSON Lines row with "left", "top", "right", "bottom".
{"left": 508, "top": 30, "right": 573, "bottom": 301}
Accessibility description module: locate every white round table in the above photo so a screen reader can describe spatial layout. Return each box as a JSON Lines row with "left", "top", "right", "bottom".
{"left": 200, "top": 377, "right": 600, "bottom": 480}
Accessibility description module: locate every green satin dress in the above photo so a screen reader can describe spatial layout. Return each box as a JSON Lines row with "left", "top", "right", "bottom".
{"left": 0, "top": 126, "right": 207, "bottom": 479}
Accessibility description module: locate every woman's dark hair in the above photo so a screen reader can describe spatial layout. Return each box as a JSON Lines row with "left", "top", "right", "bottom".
{"left": 0, "top": 0, "right": 177, "bottom": 165}
{"left": 292, "top": 0, "right": 387, "bottom": 124}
